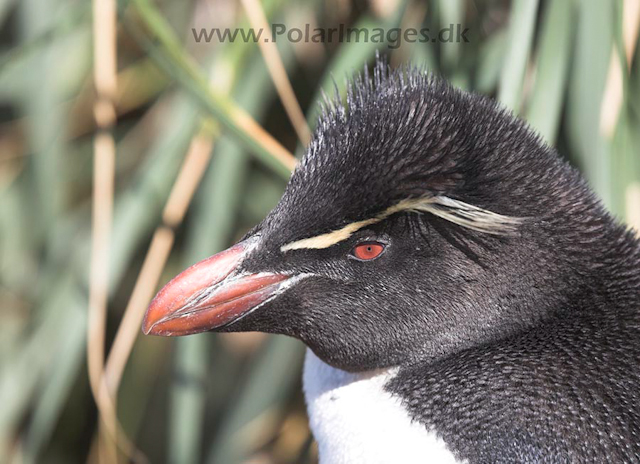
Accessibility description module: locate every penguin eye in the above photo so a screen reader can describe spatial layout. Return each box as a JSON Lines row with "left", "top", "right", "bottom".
{"left": 351, "top": 242, "right": 385, "bottom": 261}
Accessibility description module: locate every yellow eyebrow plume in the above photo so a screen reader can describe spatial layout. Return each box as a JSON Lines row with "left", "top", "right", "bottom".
{"left": 280, "top": 196, "right": 523, "bottom": 252}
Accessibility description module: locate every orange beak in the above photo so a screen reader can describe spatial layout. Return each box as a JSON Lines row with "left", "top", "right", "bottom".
{"left": 142, "top": 239, "right": 289, "bottom": 336}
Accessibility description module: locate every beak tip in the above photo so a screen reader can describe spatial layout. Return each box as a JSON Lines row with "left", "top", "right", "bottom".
{"left": 141, "top": 310, "right": 155, "bottom": 335}
{"left": 141, "top": 321, "right": 152, "bottom": 335}
{"left": 142, "top": 295, "right": 164, "bottom": 336}
{"left": 141, "top": 240, "right": 250, "bottom": 338}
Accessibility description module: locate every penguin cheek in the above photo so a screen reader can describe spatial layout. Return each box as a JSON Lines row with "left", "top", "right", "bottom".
{"left": 281, "top": 281, "right": 390, "bottom": 370}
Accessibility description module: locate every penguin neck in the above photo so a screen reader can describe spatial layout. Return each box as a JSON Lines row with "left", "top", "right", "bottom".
{"left": 553, "top": 222, "right": 640, "bottom": 314}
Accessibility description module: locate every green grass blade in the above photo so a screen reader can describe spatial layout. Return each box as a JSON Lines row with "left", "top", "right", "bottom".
{"left": 0, "top": 275, "right": 76, "bottom": 459}
{"left": 21, "top": 297, "right": 86, "bottom": 464}
{"left": 497, "top": 0, "right": 539, "bottom": 111}
{"left": 565, "top": 0, "right": 614, "bottom": 206}
{"left": 169, "top": 334, "right": 208, "bottom": 464}
{"left": 20, "top": 0, "right": 73, "bottom": 243}
{"left": 525, "top": 0, "right": 575, "bottom": 144}
{"left": 475, "top": 29, "right": 507, "bottom": 94}
{"left": 436, "top": 0, "right": 464, "bottom": 71}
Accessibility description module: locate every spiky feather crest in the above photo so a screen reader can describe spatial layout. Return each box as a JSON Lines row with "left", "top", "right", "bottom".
{"left": 260, "top": 56, "right": 604, "bottom": 251}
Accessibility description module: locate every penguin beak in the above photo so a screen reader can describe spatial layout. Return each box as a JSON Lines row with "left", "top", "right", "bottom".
{"left": 142, "top": 238, "right": 290, "bottom": 336}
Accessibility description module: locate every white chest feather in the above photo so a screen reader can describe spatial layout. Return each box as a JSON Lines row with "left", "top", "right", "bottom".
{"left": 302, "top": 350, "right": 462, "bottom": 464}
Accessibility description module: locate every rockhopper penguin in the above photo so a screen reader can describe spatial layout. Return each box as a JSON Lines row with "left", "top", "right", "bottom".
{"left": 143, "top": 61, "right": 640, "bottom": 463}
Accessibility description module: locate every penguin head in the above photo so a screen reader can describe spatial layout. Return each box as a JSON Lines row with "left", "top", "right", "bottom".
{"left": 143, "top": 62, "right": 608, "bottom": 371}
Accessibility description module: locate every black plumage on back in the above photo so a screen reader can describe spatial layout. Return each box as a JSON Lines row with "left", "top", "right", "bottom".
{"left": 389, "top": 304, "right": 640, "bottom": 462}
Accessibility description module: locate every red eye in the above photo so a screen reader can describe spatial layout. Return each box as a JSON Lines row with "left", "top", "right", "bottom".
{"left": 352, "top": 242, "right": 385, "bottom": 261}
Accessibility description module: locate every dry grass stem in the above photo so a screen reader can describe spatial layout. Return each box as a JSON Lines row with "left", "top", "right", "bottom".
{"left": 230, "top": 104, "right": 297, "bottom": 171}
{"left": 241, "top": 0, "right": 311, "bottom": 146}
{"left": 87, "top": 0, "right": 118, "bottom": 460}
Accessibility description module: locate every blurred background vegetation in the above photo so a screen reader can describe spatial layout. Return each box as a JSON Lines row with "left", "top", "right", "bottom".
{"left": 0, "top": 0, "right": 638, "bottom": 462}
